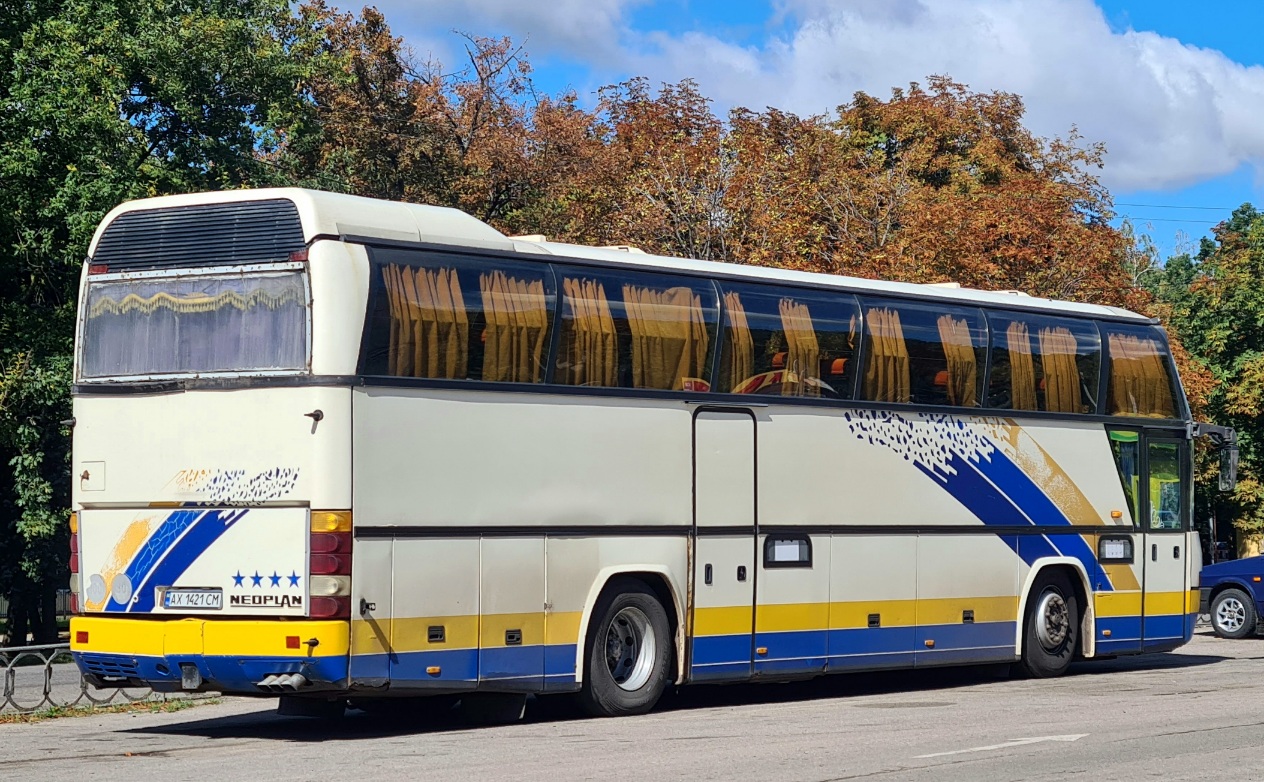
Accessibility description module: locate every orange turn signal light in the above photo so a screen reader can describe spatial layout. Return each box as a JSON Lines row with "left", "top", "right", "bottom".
{"left": 311, "top": 511, "right": 352, "bottom": 533}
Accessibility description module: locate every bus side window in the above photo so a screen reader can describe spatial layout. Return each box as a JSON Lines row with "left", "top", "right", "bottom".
{"left": 716, "top": 285, "right": 859, "bottom": 399}
{"left": 858, "top": 298, "right": 986, "bottom": 407}
{"left": 1103, "top": 325, "right": 1180, "bottom": 419}
{"left": 363, "top": 250, "right": 555, "bottom": 384}
{"left": 985, "top": 313, "right": 1101, "bottom": 414}
{"left": 553, "top": 267, "right": 718, "bottom": 391}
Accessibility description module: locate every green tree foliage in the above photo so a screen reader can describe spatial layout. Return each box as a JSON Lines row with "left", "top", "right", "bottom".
{"left": 1152, "top": 206, "right": 1264, "bottom": 550}
{"left": 0, "top": 0, "right": 310, "bottom": 643}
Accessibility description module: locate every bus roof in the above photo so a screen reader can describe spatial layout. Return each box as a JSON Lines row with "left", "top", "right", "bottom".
{"left": 89, "top": 187, "right": 1154, "bottom": 325}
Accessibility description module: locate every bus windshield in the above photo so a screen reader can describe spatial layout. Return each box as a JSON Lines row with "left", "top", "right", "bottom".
{"left": 79, "top": 269, "right": 308, "bottom": 380}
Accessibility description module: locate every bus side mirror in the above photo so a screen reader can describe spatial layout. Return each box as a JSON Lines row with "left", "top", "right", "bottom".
{"left": 1220, "top": 445, "right": 1239, "bottom": 493}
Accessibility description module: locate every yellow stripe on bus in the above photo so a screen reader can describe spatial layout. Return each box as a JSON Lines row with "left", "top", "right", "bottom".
{"left": 1096, "top": 590, "right": 1194, "bottom": 618}
{"left": 70, "top": 616, "right": 350, "bottom": 657}
{"left": 350, "top": 611, "right": 584, "bottom": 653}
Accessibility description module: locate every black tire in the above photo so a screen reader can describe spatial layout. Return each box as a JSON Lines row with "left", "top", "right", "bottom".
{"left": 579, "top": 578, "right": 672, "bottom": 717}
{"left": 1020, "top": 570, "right": 1080, "bottom": 678}
{"left": 1210, "top": 588, "right": 1258, "bottom": 639}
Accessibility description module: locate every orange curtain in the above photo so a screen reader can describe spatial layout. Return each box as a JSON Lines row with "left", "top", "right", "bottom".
{"left": 1038, "top": 326, "right": 1081, "bottom": 413}
{"left": 720, "top": 291, "right": 754, "bottom": 392}
{"left": 623, "top": 285, "right": 710, "bottom": 390}
{"left": 863, "top": 308, "right": 910, "bottom": 403}
{"left": 1007, "top": 321, "right": 1038, "bottom": 411}
{"left": 936, "top": 315, "right": 977, "bottom": 407}
{"left": 381, "top": 264, "right": 468, "bottom": 379}
{"left": 1108, "top": 334, "right": 1176, "bottom": 418}
{"left": 558, "top": 277, "right": 617, "bottom": 387}
{"left": 779, "top": 298, "right": 821, "bottom": 396}
{"left": 479, "top": 271, "right": 549, "bottom": 383}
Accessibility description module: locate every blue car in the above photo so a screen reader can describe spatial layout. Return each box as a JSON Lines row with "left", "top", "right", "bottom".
{"left": 1201, "top": 557, "right": 1264, "bottom": 638}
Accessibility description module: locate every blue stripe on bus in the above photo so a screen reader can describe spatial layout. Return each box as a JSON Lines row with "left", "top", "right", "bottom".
{"left": 74, "top": 650, "right": 348, "bottom": 693}
{"left": 696, "top": 621, "right": 1019, "bottom": 676}
{"left": 107, "top": 508, "right": 249, "bottom": 613}
{"left": 350, "top": 645, "right": 581, "bottom": 689}
{"left": 1142, "top": 613, "right": 1190, "bottom": 643}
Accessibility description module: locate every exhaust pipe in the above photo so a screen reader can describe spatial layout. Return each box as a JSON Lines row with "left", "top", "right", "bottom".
{"left": 256, "top": 673, "right": 309, "bottom": 692}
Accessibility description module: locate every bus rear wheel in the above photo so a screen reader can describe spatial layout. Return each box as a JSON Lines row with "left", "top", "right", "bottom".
{"left": 579, "top": 579, "right": 671, "bottom": 717}
{"left": 1020, "top": 570, "right": 1079, "bottom": 678}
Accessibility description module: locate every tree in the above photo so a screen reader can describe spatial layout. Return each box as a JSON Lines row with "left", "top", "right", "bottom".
{"left": 1153, "top": 206, "right": 1264, "bottom": 553}
{"left": 0, "top": 0, "right": 310, "bottom": 644}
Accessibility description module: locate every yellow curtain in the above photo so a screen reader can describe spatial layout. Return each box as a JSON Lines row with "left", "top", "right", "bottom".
{"left": 936, "top": 315, "right": 977, "bottom": 407}
{"left": 779, "top": 298, "right": 821, "bottom": 396}
{"left": 558, "top": 277, "right": 618, "bottom": 387}
{"left": 381, "top": 264, "right": 468, "bottom": 379}
{"left": 623, "top": 285, "right": 710, "bottom": 390}
{"left": 1038, "top": 326, "right": 1081, "bottom": 413}
{"left": 1006, "top": 321, "right": 1038, "bottom": 411}
{"left": 1108, "top": 334, "right": 1176, "bottom": 418}
{"left": 863, "top": 308, "right": 910, "bottom": 403}
{"left": 720, "top": 291, "right": 754, "bottom": 392}
{"left": 480, "top": 271, "right": 549, "bottom": 383}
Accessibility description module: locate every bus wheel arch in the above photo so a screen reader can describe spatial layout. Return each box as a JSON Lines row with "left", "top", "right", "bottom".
{"left": 1017, "top": 561, "right": 1089, "bottom": 677}
{"left": 577, "top": 576, "right": 673, "bottom": 716}
{"left": 574, "top": 568, "right": 684, "bottom": 690}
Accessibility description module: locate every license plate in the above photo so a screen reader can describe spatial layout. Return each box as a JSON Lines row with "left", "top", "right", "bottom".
{"left": 162, "top": 588, "right": 223, "bottom": 610}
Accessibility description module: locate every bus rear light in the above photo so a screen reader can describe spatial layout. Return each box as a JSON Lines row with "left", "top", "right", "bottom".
{"left": 288, "top": 249, "right": 309, "bottom": 263}
{"left": 69, "top": 552, "right": 79, "bottom": 574}
{"left": 311, "top": 511, "right": 352, "bottom": 533}
{"left": 310, "top": 531, "right": 350, "bottom": 554}
{"left": 87, "top": 263, "right": 109, "bottom": 275}
{"left": 309, "top": 596, "right": 350, "bottom": 619}
{"left": 310, "top": 554, "right": 348, "bottom": 575}
{"left": 70, "top": 593, "right": 80, "bottom": 615}
{"left": 309, "top": 575, "right": 350, "bottom": 597}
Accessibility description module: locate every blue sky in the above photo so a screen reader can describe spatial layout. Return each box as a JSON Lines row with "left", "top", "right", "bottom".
{"left": 370, "top": 0, "right": 1264, "bottom": 260}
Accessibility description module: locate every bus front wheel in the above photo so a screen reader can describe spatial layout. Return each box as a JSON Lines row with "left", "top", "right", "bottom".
{"left": 1020, "top": 570, "right": 1080, "bottom": 678}
{"left": 579, "top": 578, "right": 671, "bottom": 717}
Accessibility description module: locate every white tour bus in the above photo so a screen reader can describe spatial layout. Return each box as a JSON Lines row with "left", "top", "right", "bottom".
{"left": 68, "top": 188, "right": 1232, "bottom": 718}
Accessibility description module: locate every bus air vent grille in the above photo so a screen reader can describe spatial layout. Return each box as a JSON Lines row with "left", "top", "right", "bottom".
{"left": 92, "top": 199, "right": 305, "bottom": 270}
{"left": 79, "top": 654, "right": 140, "bottom": 679}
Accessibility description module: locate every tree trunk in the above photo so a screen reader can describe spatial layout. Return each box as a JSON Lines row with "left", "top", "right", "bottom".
{"left": 35, "top": 584, "right": 58, "bottom": 645}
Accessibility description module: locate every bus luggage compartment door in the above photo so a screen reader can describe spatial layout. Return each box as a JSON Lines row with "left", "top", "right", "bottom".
{"left": 689, "top": 409, "right": 757, "bottom": 682}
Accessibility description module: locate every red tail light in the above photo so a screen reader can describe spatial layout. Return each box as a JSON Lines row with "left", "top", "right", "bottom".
{"left": 87, "top": 263, "right": 109, "bottom": 275}
{"left": 309, "top": 596, "right": 351, "bottom": 618}
{"left": 69, "top": 512, "right": 81, "bottom": 614}
{"left": 309, "top": 512, "right": 351, "bottom": 619}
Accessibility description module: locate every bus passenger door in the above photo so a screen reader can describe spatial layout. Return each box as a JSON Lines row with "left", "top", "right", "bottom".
{"left": 1141, "top": 436, "right": 1191, "bottom": 649}
{"left": 690, "top": 409, "right": 757, "bottom": 682}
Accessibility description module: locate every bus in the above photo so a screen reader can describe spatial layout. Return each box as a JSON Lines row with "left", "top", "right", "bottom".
{"left": 68, "top": 188, "right": 1235, "bottom": 719}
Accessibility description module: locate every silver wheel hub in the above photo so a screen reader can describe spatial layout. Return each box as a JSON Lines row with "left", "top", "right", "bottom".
{"left": 1217, "top": 597, "right": 1246, "bottom": 633}
{"left": 1035, "top": 590, "right": 1069, "bottom": 651}
{"left": 605, "top": 606, "right": 656, "bottom": 691}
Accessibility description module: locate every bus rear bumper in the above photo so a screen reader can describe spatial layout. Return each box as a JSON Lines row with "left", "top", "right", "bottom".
{"left": 69, "top": 616, "right": 349, "bottom": 695}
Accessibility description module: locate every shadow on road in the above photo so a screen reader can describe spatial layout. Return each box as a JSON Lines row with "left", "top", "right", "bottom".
{"left": 126, "top": 646, "right": 1231, "bottom": 743}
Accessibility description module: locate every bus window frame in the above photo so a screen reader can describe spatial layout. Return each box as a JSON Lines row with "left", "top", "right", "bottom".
{"left": 341, "top": 237, "right": 1192, "bottom": 427}
{"left": 75, "top": 261, "right": 313, "bottom": 385}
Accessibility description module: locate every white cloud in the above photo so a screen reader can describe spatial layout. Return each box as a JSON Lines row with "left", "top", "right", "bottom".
{"left": 365, "top": 0, "right": 1264, "bottom": 192}
{"left": 634, "top": 0, "right": 1264, "bottom": 192}
{"left": 368, "top": 0, "right": 646, "bottom": 60}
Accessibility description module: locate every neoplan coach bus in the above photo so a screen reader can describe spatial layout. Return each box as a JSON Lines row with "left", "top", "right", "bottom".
{"left": 68, "top": 188, "right": 1236, "bottom": 718}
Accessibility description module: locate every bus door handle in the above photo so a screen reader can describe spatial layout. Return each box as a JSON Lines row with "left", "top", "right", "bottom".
{"left": 1151, "top": 544, "right": 1157, "bottom": 561}
{"left": 359, "top": 598, "right": 376, "bottom": 615}
{"left": 1173, "top": 545, "right": 1181, "bottom": 559}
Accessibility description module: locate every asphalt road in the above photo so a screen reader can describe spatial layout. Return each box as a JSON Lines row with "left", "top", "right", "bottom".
{"left": 2, "top": 630, "right": 1262, "bottom": 782}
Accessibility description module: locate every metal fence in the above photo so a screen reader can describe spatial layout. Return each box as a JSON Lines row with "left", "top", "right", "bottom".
{"left": 0, "top": 590, "right": 73, "bottom": 626}
{"left": 0, "top": 643, "right": 165, "bottom": 714}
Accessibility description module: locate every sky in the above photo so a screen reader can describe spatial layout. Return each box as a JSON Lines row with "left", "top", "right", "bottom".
{"left": 364, "top": 0, "right": 1264, "bottom": 260}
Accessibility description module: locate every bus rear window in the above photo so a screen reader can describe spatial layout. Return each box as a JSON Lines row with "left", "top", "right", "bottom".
{"left": 80, "top": 270, "right": 308, "bottom": 379}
